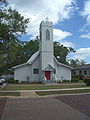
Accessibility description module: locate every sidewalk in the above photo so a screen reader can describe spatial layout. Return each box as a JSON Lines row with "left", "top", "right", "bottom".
{"left": 1, "top": 87, "right": 90, "bottom": 92}
{"left": 0, "top": 87, "right": 90, "bottom": 98}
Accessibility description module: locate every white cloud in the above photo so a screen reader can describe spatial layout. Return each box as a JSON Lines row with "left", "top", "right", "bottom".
{"left": 53, "top": 29, "right": 72, "bottom": 41}
{"left": 81, "top": 0, "right": 90, "bottom": 26}
{"left": 80, "top": 33, "right": 90, "bottom": 39}
{"left": 8, "top": 0, "right": 77, "bottom": 39}
{"left": 53, "top": 29, "right": 73, "bottom": 48}
{"left": 74, "top": 48, "right": 90, "bottom": 60}
{"left": 61, "top": 42, "right": 75, "bottom": 48}
{"left": 79, "top": 0, "right": 90, "bottom": 38}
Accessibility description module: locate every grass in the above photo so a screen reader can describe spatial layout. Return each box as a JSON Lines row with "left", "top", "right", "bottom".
{"left": 0, "top": 92, "right": 20, "bottom": 96}
{"left": 3, "top": 83, "right": 88, "bottom": 91}
{"left": 36, "top": 89, "right": 90, "bottom": 96}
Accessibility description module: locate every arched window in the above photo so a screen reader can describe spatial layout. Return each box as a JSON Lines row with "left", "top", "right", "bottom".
{"left": 84, "top": 70, "right": 87, "bottom": 75}
{"left": 79, "top": 70, "right": 82, "bottom": 74}
{"left": 46, "top": 29, "right": 50, "bottom": 40}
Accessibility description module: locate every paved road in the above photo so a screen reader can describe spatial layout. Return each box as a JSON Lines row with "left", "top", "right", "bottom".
{"left": 1, "top": 96, "right": 90, "bottom": 120}
{"left": 0, "top": 98, "right": 7, "bottom": 120}
{"left": 56, "top": 94, "right": 90, "bottom": 117}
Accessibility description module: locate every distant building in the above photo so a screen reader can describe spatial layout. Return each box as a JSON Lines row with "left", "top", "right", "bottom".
{"left": 72, "top": 64, "right": 90, "bottom": 77}
{"left": 13, "top": 19, "right": 72, "bottom": 83}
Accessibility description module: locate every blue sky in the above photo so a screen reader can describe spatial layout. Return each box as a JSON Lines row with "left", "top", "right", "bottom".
{"left": 8, "top": 0, "right": 90, "bottom": 63}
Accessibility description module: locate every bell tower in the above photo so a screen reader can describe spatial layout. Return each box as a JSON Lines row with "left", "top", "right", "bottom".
{"left": 39, "top": 19, "right": 54, "bottom": 71}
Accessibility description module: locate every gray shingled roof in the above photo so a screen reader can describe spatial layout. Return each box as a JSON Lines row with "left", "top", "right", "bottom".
{"left": 74, "top": 64, "right": 90, "bottom": 70}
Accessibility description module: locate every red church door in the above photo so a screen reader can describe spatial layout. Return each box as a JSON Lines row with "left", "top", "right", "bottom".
{"left": 45, "top": 71, "right": 50, "bottom": 80}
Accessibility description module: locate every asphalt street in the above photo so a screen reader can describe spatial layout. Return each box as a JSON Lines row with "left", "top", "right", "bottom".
{"left": 1, "top": 95, "right": 90, "bottom": 120}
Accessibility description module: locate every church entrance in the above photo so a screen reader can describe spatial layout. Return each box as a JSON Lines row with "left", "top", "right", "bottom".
{"left": 45, "top": 71, "right": 50, "bottom": 80}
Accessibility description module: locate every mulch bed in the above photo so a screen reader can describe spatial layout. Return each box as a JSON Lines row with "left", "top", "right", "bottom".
{"left": 0, "top": 97, "right": 7, "bottom": 120}
{"left": 56, "top": 94, "right": 90, "bottom": 117}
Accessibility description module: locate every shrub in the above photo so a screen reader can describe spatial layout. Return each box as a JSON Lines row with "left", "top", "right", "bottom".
{"left": 29, "top": 81, "right": 42, "bottom": 84}
{"left": 21, "top": 81, "right": 30, "bottom": 84}
{"left": 8, "top": 79, "right": 19, "bottom": 83}
{"left": 21, "top": 81, "right": 42, "bottom": 84}
{"left": 62, "top": 80, "right": 70, "bottom": 83}
{"left": 72, "top": 74, "right": 84, "bottom": 80}
{"left": 71, "top": 78, "right": 79, "bottom": 82}
{"left": 57, "top": 80, "right": 70, "bottom": 83}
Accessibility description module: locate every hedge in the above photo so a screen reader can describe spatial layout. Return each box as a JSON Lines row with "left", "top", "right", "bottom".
{"left": 72, "top": 74, "right": 84, "bottom": 80}
{"left": 8, "top": 79, "right": 19, "bottom": 83}
{"left": 71, "top": 78, "right": 79, "bottom": 82}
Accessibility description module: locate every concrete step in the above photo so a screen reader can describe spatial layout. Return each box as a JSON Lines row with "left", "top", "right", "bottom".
{"left": 46, "top": 80, "right": 57, "bottom": 85}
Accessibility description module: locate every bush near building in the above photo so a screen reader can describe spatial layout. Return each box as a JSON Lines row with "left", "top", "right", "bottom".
{"left": 71, "top": 78, "right": 79, "bottom": 82}
{"left": 71, "top": 74, "right": 85, "bottom": 82}
{"left": 72, "top": 74, "right": 85, "bottom": 80}
{"left": 8, "top": 79, "right": 19, "bottom": 83}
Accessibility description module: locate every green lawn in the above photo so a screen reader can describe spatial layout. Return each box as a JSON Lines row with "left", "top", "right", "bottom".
{"left": 1, "top": 83, "right": 87, "bottom": 91}
{"left": 3, "top": 83, "right": 88, "bottom": 90}
{"left": 36, "top": 89, "right": 90, "bottom": 96}
{"left": 0, "top": 92, "right": 20, "bottom": 96}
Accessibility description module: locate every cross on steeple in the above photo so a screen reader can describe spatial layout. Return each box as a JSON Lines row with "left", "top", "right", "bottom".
{"left": 45, "top": 17, "right": 49, "bottom": 22}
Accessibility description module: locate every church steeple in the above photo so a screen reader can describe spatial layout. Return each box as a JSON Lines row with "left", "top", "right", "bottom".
{"left": 39, "top": 19, "right": 54, "bottom": 70}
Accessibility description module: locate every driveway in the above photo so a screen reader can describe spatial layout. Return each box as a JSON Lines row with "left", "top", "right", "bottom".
{"left": 1, "top": 95, "right": 90, "bottom": 120}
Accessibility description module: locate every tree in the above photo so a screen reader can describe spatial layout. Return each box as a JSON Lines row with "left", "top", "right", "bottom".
{"left": 15, "top": 37, "right": 39, "bottom": 65}
{"left": 0, "top": 1, "right": 29, "bottom": 51}
{"left": 0, "top": 0, "right": 29, "bottom": 74}
{"left": 54, "top": 41, "right": 75, "bottom": 64}
{"left": 69, "top": 59, "right": 86, "bottom": 67}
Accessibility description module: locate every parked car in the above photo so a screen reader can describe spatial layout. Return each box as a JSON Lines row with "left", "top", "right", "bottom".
{"left": 83, "top": 77, "right": 90, "bottom": 86}
{"left": 0, "top": 78, "right": 6, "bottom": 85}
{"left": 0, "top": 74, "right": 7, "bottom": 88}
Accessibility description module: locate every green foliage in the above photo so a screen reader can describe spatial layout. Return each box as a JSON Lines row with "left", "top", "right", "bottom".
{"left": 8, "top": 79, "right": 19, "bottom": 83}
{"left": 29, "top": 81, "right": 42, "bottom": 84}
{"left": 0, "top": 1, "right": 75, "bottom": 74}
{"left": 21, "top": 81, "right": 42, "bottom": 84}
{"left": 0, "top": 38, "right": 75, "bottom": 74}
{"left": 0, "top": 1, "right": 29, "bottom": 42}
{"left": 71, "top": 78, "right": 79, "bottom": 82}
{"left": 57, "top": 80, "right": 70, "bottom": 83}
{"left": 0, "top": 0, "right": 7, "bottom": 4}
{"left": 69, "top": 59, "right": 86, "bottom": 67}
{"left": 54, "top": 41, "right": 75, "bottom": 64}
{"left": 36, "top": 89, "right": 90, "bottom": 96}
{"left": 21, "top": 81, "right": 30, "bottom": 84}
{"left": 0, "top": 92, "right": 20, "bottom": 96}
{"left": 0, "top": 0, "right": 29, "bottom": 74}
{"left": 72, "top": 74, "right": 85, "bottom": 80}
{"left": 62, "top": 80, "right": 70, "bottom": 83}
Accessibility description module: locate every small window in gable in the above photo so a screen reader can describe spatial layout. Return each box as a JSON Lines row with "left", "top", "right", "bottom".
{"left": 46, "top": 29, "right": 50, "bottom": 40}
{"left": 33, "top": 69, "right": 39, "bottom": 74}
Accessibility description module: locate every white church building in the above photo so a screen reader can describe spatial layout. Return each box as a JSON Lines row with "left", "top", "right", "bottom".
{"left": 13, "top": 20, "right": 72, "bottom": 83}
